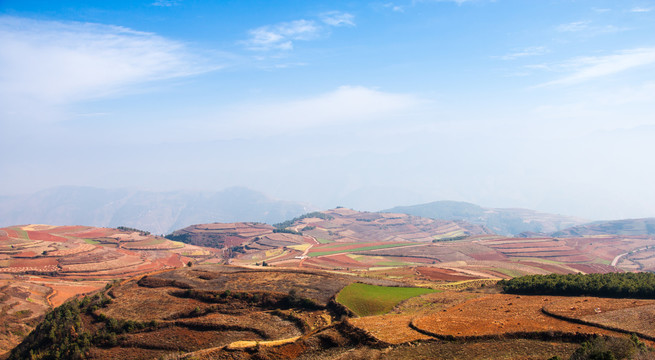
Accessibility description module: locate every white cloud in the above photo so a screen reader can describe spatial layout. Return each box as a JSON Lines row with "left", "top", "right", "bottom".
{"left": 0, "top": 16, "right": 216, "bottom": 117}
{"left": 244, "top": 12, "right": 355, "bottom": 52}
{"left": 630, "top": 7, "right": 652, "bottom": 12}
{"left": 497, "top": 46, "right": 548, "bottom": 60}
{"left": 320, "top": 11, "right": 355, "bottom": 27}
{"left": 536, "top": 48, "right": 655, "bottom": 87}
{"left": 244, "top": 20, "right": 320, "bottom": 51}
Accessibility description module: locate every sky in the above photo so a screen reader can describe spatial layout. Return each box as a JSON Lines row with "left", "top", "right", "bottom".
{"left": 1, "top": 0, "right": 655, "bottom": 220}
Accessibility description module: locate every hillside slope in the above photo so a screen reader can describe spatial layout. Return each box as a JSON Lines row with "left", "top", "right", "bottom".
{"left": 384, "top": 201, "right": 588, "bottom": 236}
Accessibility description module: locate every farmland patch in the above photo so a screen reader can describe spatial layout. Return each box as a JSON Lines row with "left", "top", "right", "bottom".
{"left": 336, "top": 283, "right": 437, "bottom": 317}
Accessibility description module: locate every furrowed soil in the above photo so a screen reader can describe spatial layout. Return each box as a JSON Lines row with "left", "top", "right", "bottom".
{"left": 412, "top": 293, "right": 654, "bottom": 343}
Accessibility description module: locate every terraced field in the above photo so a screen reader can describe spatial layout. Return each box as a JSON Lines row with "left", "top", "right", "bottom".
{"left": 0, "top": 225, "right": 219, "bottom": 354}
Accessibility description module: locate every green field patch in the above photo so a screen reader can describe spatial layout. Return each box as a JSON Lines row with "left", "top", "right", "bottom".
{"left": 375, "top": 260, "right": 412, "bottom": 266}
{"left": 11, "top": 228, "right": 30, "bottom": 240}
{"left": 308, "top": 243, "right": 413, "bottom": 257}
{"left": 336, "top": 283, "right": 438, "bottom": 316}
{"left": 592, "top": 258, "right": 612, "bottom": 265}
{"left": 83, "top": 238, "right": 100, "bottom": 245}
{"left": 492, "top": 267, "right": 525, "bottom": 278}
{"left": 315, "top": 238, "right": 332, "bottom": 244}
{"left": 132, "top": 238, "right": 165, "bottom": 246}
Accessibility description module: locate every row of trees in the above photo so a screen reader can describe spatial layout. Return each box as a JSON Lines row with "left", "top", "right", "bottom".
{"left": 500, "top": 272, "right": 655, "bottom": 298}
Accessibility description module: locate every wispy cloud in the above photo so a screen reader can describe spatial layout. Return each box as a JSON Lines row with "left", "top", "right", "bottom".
{"left": 0, "top": 16, "right": 217, "bottom": 120}
{"left": 152, "top": 0, "right": 180, "bottom": 6}
{"left": 244, "top": 12, "right": 355, "bottom": 52}
{"left": 630, "top": 7, "right": 652, "bottom": 12}
{"left": 244, "top": 20, "right": 320, "bottom": 51}
{"left": 556, "top": 20, "right": 625, "bottom": 35}
{"left": 556, "top": 20, "right": 591, "bottom": 32}
{"left": 497, "top": 46, "right": 548, "bottom": 60}
{"left": 382, "top": 3, "right": 405, "bottom": 12}
{"left": 320, "top": 11, "right": 355, "bottom": 27}
{"left": 536, "top": 48, "right": 655, "bottom": 87}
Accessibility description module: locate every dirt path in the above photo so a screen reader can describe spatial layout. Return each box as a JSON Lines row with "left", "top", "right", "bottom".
{"left": 45, "top": 287, "right": 57, "bottom": 308}
{"left": 611, "top": 246, "right": 649, "bottom": 266}
{"left": 298, "top": 235, "right": 319, "bottom": 267}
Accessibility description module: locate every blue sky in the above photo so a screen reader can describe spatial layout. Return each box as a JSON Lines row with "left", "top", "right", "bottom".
{"left": 1, "top": 0, "right": 655, "bottom": 219}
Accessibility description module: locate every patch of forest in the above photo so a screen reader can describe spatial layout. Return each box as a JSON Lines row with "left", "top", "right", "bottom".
{"left": 500, "top": 272, "right": 655, "bottom": 298}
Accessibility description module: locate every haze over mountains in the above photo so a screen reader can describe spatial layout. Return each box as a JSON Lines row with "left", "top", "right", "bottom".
{"left": 5, "top": 186, "right": 655, "bottom": 238}
{"left": 0, "top": 186, "right": 314, "bottom": 235}
{"left": 384, "top": 201, "right": 589, "bottom": 236}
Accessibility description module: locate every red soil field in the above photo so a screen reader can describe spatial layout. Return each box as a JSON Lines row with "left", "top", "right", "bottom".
{"left": 64, "top": 228, "right": 114, "bottom": 238}
{"left": 10, "top": 257, "right": 58, "bottom": 268}
{"left": 47, "top": 226, "right": 88, "bottom": 234}
{"left": 25, "top": 231, "right": 67, "bottom": 242}
{"left": 412, "top": 294, "right": 639, "bottom": 340}
{"left": 159, "top": 253, "right": 184, "bottom": 267}
{"left": 3, "top": 229, "right": 21, "bottom": 239}
{"left": 416, "top": 267, "right": 478, "bottom": 281}
{"left": 314, "top": 254, "right": 367, "bottom": 268}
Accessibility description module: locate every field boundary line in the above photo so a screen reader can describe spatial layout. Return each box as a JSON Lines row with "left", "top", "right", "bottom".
{"left": 541, "top": 305, "right": 655, "bottom": 342}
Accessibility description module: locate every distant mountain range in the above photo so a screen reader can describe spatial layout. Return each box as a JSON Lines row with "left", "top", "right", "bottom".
{"left": 5, "top": 187, "right": 655, "bottom": 238}
{"left": 383, "top": 200, "right": 589, "bottom": 236}
{"left": 551, "top": 218, "right": 655, "bottom": 237}
{"left": 0, "top": 186, "right": 314, "bottom": 235}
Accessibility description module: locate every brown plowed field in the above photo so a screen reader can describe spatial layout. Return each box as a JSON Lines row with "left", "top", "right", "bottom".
{"left": 412, "top": 294, "right": 647, "bottom": 341}
{"left": 349, "top": 315, "right": 431, "bottom": 344}
{"left": 543, "top": 297, "right": 655, "bottom": 339}
{"left": 416, "top": 267, "right": 478, "bottom": 281}
{"left": 9, "top": 257, "right": 58, "bottom": 268}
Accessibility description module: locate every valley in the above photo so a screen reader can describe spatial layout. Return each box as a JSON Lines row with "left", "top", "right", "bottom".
{"left": 1, "top": 208, "right": 655, "bottom": 359}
